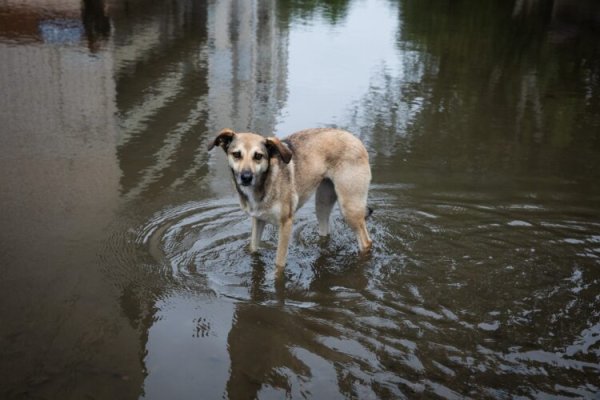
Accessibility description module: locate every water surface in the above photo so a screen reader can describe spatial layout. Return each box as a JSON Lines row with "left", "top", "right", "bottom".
{"left": 1, "top": 0, "right": 599, "bottom": 398}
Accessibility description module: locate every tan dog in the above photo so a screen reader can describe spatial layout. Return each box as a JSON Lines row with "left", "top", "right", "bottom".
{"left": 208, "top": 128, "right": 372, "bottom": 271}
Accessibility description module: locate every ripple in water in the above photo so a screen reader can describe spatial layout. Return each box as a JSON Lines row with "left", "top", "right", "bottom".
{"left": 133, "top": 187, "right": 600, "bottom": 398}
{"left": 136, "top": 196, "right": 371, "bottom": 303}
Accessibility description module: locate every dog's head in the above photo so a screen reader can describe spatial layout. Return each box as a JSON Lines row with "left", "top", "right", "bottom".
{"left": 208, "top": 129, "right": 292, "bottom": 188}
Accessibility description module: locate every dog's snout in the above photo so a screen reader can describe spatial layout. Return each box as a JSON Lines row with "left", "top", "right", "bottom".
{"left": 240, "top": 170, "right": 253, "bottom": 186}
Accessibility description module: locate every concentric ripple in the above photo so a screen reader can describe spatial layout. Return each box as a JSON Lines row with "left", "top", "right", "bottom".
{"left": 135, "top": 196, "right": 368, "bottom": 302}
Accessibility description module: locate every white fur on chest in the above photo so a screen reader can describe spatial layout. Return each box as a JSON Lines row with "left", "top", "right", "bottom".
{"left": 239, "top": 186, "right": 281, "bottom": 224}
{"left": 240, "top": 186, "right": 259, "bottom": 213}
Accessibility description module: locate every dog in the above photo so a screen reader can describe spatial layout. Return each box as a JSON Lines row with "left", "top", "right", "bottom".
{"left": 208, "top": 128, "right": 372, "bottom": 271}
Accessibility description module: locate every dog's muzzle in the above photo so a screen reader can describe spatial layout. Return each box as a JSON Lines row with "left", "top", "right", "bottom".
{"left": 240, "top": 170, "right": 253, "bottom": 186}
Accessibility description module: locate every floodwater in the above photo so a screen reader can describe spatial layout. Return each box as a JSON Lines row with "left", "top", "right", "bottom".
{"left": 1, "top": 0, "right": 599, "bottom": 398}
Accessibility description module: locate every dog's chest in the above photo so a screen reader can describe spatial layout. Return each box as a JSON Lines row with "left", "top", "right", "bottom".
{"left": 239, "top": 186, "right": 280, "bottom": 223}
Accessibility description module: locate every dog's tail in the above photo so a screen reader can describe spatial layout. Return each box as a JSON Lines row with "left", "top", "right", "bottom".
{"left": 366, "top": 206, "right": 374, "bottom": 220}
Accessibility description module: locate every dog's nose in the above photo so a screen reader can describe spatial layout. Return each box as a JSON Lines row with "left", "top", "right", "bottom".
{"left": 240, "top": 170, "right": 253, "bottom": 186}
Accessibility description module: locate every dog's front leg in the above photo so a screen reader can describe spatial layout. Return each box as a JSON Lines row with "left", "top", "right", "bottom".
{"left": 275, "top": 217, "right": 293, "bottom": 271}
{"left": 250, "top": 217, "right": 266, "bottom": 253}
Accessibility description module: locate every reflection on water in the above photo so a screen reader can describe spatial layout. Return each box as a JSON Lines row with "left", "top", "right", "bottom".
{"left": 1, "top": 0, "right": 600, "bottom": 398}
{"left": 371, "top": 0, "right": 600, "bottom": 186}
{"left": 0, "top": 1, "right": 138, "bottom": 398}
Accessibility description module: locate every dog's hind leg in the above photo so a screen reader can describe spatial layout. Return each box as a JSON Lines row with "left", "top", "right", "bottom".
{"left": 334, "top": 172, "right": 372, "bottom": 253}
{"left": 250, "top": 217, "right": 266, "bottom": 253}
{"left": 316, "top": 179, "right": 337, "bottom": 236}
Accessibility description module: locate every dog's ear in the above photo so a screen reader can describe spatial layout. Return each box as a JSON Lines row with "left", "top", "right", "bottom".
{"left": 208, "top": 128, "right": 236, "bottom": 152}
{"left": 265, "top": 137, "right": 292, "bottom": 164}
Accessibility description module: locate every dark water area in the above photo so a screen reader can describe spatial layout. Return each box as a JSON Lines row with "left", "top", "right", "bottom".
{"left": 1, "top": 0, "right": 600, "bottom": 398}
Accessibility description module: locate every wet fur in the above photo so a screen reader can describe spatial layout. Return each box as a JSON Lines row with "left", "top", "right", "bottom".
{"left": 209, "top": 128, "right": 372, "bottom": 271}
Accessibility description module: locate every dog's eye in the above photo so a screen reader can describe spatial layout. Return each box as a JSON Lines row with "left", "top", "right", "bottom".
{"left": 231, "top": 151, "right": 242, "bottom": 159}
{"left": 253, "top": 153, "right": 263, "bottom": 161}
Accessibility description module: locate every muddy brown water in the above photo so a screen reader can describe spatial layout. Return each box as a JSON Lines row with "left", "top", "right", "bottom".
{"left": 1, "top": 0, "right": 600, "bottom": 398}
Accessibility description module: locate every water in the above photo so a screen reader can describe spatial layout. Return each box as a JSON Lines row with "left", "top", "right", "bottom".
{"left": 1, "top": 0, "right": 599, "bottom": 398}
